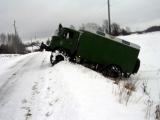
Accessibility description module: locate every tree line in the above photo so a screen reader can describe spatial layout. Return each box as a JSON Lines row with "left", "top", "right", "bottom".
{"left": 0, "top": 33, "right": 26, "bottom": 54}
{"left": 78, "top": 21, "right": 160, "bottom": 36}
{"left": 78, "top": 20, "right": 131, "bottom": 36}
{"left": 134, "top": 25, "right": 160, "bottom": 34}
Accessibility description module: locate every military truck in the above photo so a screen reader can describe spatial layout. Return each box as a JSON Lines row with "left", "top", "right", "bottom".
{"left": 41, "top": 25, "right": 140, "bottom": 78}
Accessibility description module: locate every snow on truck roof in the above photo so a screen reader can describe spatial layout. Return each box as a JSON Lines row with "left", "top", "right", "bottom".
{"left": 105, "top": 34, "right": 141, "bottom": 50}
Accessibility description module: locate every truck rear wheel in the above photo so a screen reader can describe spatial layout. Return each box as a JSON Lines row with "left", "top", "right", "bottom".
{"left": 104, "top": 65, "right": 122, "bottom": 78}
{"left": 124, "top": 73, "right": 131, "bottom": 78}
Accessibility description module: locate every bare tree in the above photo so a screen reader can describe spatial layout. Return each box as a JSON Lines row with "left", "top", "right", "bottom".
{"left": 70, "top": 25, "right": 75, "bottom": 30}
{"left": 125, "top": 27, "right": 131, "bottom": 33}
{"left": 102, "top": 20, "right": 109, "bottom": 34}
{"left": 111, "top": 23, "right": 121, "bottom": 36}
{"left": 79, "top": 22, "right": 102, "bottom": 33}
{"left": 0, "top": 33, "right": 7, "bottom": 45}
{"left": 121, "top": 27, "right": 131, "bottom": 35}
{"left": 79, "top": 24, "right": 85, "bottom": 30}
{"left": 0, "top": 33, "right": 26, "bottom": 54}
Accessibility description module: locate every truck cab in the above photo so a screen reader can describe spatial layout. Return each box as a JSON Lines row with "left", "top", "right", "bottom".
{"left": 50, "top": 28, "right": 80, "bottom": 55}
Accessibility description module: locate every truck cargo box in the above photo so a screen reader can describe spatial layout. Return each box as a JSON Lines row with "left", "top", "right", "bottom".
{"left": 77, "top": 30, "right": 140, "bottom": 73}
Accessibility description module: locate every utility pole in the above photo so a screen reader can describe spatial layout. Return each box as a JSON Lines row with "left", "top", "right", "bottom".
{"left": 31, "top": 38, "right": 33, "bottom": 52}
{"left": 13, "top": 20, "right": 18, "bottom": 36}
{"left": 13, "top": 20, "right": 18, "bottom": 54}
{"left": 108, "top": 0, "right": 111, "bottom": 34}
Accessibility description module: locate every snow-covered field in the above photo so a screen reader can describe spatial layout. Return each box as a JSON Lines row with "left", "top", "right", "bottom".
{"left": 0, "top": 32, "right": 160, "bottom": 120}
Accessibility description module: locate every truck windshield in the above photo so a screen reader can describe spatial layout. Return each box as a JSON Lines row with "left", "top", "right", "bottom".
{"left": 64, "top": 31, "right": 74, "bottom": 39}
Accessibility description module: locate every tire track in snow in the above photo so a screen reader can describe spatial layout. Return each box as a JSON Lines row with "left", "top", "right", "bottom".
{"left": 21, "top": 81, "right": 40, "bottom": 120}
{"left": 19, "top": 52, "right": 50, "bottom": 120}
{"left": 0, "top": 53, "right": 39, "bottom": 106}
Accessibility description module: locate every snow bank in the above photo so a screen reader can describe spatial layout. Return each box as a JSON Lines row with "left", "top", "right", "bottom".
{"left": 119, "top": 32, "right": 160, "bottom": 71}
{"left": 51, "top": 61, "right": 145, "bottom": 120}
{"left": 0, "top": 31, "right": 160, "bottom": 120}
{"left": 0, "top": 52, "right": 145, "bottom": 120}
{"left": 120, "top": 32, "right": 160, "bottom": 119}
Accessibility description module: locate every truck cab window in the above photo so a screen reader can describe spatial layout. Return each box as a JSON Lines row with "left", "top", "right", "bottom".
{"left": 63, "top": 32, "right": 67, "bottom": 38}
{"left": 69, "top": 32, "right": 74, "bottom": 39}
{"left": 64, "top": 31, "right": 74, "bottom": 40}
{"left": 66, "top": 33, "right": 69, "bottom": 39}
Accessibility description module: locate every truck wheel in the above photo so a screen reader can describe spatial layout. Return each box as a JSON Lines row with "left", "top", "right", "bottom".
{"left": 50, "top": 53, "right": 54, "bottom": 65}
{"left": 105, "top": 65, "right": 122, "bottom": 78}
{"left": 124, "top": 73, "right": 131, "bottom": 78}
{"left": 55, "top": 55, "right": 64, "bottom": 62}
{"left": 50, "top": 54, "right": 64, "bottom": 65}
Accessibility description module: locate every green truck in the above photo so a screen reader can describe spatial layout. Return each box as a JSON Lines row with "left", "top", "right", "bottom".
{"left": 41, "top": 26, "right": 140, "bottom": 78}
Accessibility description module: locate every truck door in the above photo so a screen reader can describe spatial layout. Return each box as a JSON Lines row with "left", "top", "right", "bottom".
{"left": 62, "top": 30, "right": 79, "bottom": 55}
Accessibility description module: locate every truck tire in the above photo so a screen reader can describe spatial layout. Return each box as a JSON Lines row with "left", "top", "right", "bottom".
{"left": 124, "top": 73, "right": 131, "bottom": 78}
{"left": 50, "top": 54, "right": 64, "bottom": 65}
{"left": 55, "top": 55, "right": 64, "bottom": 62}
{"left": 104, "top": 65, "right": 122, "bottom": 78}
{"left": 50, "top": 54, "right": 54, "bottom": 65}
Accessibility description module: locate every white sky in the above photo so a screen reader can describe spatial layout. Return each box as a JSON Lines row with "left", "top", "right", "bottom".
{"left": 0, "top": 0, "right": 160, "bottom": 41}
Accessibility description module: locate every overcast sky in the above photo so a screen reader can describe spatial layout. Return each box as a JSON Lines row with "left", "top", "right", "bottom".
{"left": 0, "top": 0, "right": 160, "bottom": 41}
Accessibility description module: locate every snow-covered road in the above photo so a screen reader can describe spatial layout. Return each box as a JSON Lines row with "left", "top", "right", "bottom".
{"left": 0, "top": 52, "right": 51, "bottom": 120}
